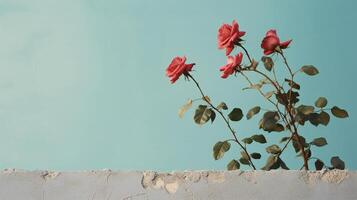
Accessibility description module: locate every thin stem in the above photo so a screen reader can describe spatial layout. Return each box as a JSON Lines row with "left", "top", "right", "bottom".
{"left": 250, "top": 69, "right": 307, "bottom": 170}
{"left": 240, "top": 72, "right": 288, "bottom": 122}
{"left": 279, "top": 51, "right": 293, "bottom": 78}
{"left": 241, "top": 72, "right": 293, "bottom": 140}
{"left": 279, "top": 51, "right": 309, "bottom": 170}
{"left": 238, "top": 45, "right": 290, "bottom": 130}
{"left": 252, "top": 69, "right": 280, "bottom": 91}
{"left": 277, "top": 135, "right": 294, "bottom": 157}
{"left": 238, "top": 44, "right": 252, "bottom": 63}
{"left": 186, "top": 73, "right": 256, "bottom": 170}
{"left": 227, "top": 139, "right": 238, "bottom": 143}
{"left": 272, "top": 65, "right": 285, "bottom": 93}
{"left": 272, "top": 67, "right": 279, "bottom": 86}
{"left": 279, "top": 52, "right": 294, "bottom": 107}
{"left": 192, "top": 97, "right": 203, "bottom": 102}
{"left": 240, "top": 45, "right": 309, "bottom": 170}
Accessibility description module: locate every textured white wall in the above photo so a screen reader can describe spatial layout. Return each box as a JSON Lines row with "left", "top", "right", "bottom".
{"left": 0, "top": 169, "right": 356, "bottom": 200}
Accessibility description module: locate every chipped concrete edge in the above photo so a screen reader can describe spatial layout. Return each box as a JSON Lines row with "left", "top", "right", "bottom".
{"left": 140, "top": 170, "right": 353, "bottom": 193}
{"left": 0, "top": 168, "right": 354, "bottom": 195}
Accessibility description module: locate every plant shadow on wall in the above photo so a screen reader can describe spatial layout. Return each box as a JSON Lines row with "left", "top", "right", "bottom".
{"left": 165, "top": 20, "right": 349, "bottom": 171}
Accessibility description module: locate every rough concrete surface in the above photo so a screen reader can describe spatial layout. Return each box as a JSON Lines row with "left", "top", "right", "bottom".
{"left": 0, "top": 169, "right": 356, "bottom": 199}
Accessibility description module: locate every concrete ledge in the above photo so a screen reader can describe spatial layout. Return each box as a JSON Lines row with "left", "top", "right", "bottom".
{"left": 0, "top": 169, "right": 356, "bottom": 199}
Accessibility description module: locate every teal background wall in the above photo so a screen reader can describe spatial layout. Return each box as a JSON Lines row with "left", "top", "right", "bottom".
{"left": 0, "top": 0, "right": 355, "bottom": 170}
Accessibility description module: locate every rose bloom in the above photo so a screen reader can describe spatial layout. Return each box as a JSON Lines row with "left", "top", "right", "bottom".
{"left": 166, "top": 56, "right": 195, "bottom": 83}
{"left": 261, "top": 29, "right": 292, "bottom": 55}
{"left": 219, "top": 52, "right": 243, "bottom": 79}
{"left": 218, "top": 20, "right": 245, "bottom": 56}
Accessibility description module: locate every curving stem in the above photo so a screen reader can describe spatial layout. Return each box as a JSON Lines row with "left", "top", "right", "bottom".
{"left": 239, "top": 44, "right": 309, "bottom": 170}
{"left": 186, "top": 73, "right": 257, "bottom": 170}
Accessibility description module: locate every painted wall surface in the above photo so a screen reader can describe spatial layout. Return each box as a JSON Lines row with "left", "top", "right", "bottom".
{"left": 0, "top": 169, "right": 356, "bottom": 200}
{"left": 0, "top": 0, "right": 356, "bottom": 171}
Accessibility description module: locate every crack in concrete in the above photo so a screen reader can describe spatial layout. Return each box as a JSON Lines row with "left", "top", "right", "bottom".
{"left": 122, "top": 192, "right": 147, "bottom": 200}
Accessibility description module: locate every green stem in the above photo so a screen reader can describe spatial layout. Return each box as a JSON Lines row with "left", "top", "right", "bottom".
{"left": 186, "top": 73, "right": 256, "bottom": 170}
{"left": 240, "top": 45, "right": 309, "bottom": 170}
{"left": 279, "top": 51, "right": 309, "bottom": 170}
{"left": 238, "top": 44, "right": 252, "bottom": 63}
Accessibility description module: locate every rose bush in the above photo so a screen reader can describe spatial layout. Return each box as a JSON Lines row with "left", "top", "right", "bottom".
{"left": 165, "top": 20, "right": 348, "bottom": 171}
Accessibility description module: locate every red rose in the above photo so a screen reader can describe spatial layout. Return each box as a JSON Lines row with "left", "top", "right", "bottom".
{"left": 166, "top": 56, "right": 195, "bottom": 83}
{"left": 218, "top": 20, "right": 245, "bottom": 56}
{"left": 261, "top": 29, "right": 292, "bottom": 55}
{"left": 219, "top": 52, "right": 243, "bottom": 79}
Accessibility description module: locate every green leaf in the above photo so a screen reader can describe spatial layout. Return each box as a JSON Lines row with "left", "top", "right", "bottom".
{"left": 266, "top": 144, "right": 281, "bottom": 154}
{"left": 251, "top": 134, "right": 267, "bottom": 144}
{"left": 280, "top": 136, "right": 290, "bottom": 143}
{"left": 261, "top": 56, "right": 274, "bottom": 71}
{"left": 331, "top": 106, "right": 349, "bottom": 118}
{"left": 275, "top": 91, "right": 300, "bottom": 106}
{"left": 319, "top": 111, "right": 330, "bottom": 126}
{"left": 330, "top": 156, "right": 345, "bottom": 170}
{"left": 210, "top": 109, "right": 216, "bottom": 123}
{"left": 178, "top": 99, "right": 193, "bottom": 118}
{"left": 284, "top": 79, "right": 300, "bottom": 90}
{"left": 301, "top": 65, "right": 319, "bottom": 76}
{"left": 315, "top": 159, "right": 324, "bottom": 170}
{"left": 246, "top": 106, "right": 261, "bottom": 120}
{"left": 273, "top": 123, "right": 285, "bottom": 132}
{"left": 278, "top": 158, "right": 290, "bottom": 170}
{"left": 315, "top": 97, "right": 328, "bottom": 108}
{"left": 239, "top": 157, "right": 250, "bottom": 165}
{"left": 243, "top": 84, "right": 262, "bottom": 90}
{"left": 250, "top": 152, "right": 261, "bottom": 159}
{"left": 295, "top": 112, "right": 308, "bottom": 126}
{"left": 260, "top": 120, "right": 284, "bottom": 132}
{"left": 227, "top": 159, "right": 240, "bottom": 170}
{"left": 194, "top": 105, "right": 212, "bottom": 125}
{"left": 261, "top": 155, "right": 278, "bottom": 170}
{"left": 213, "top": 141, "right": 231, "bottom": 160}
{"left": 259, "top": 111, "right": 284, "bottom": 132}
{"left": 297, "top": 105, "right": 315, "bottom": 115}
{"left": 228, "top": 108, "right": 243, "bottom": 121}
{"left": 311, "top": 137, "right": 328, "bottom": 147}
{"left": 264, "top": 91, "right": 274, "bottom": 99}
{"left": 217, "top": 102, "right": 228, "bottom": 111}
{"left": 292, "top": 136, "right": 308, "bottom": 153}
{"left": 262, "top": 111, "right": 280, "bottom": 121}
{"left": 240, "top": 151, "right": 249, "bottom": 160}
{"left": 308, "top": 113, "right": 320, "bottom": 126}
{"left": 242, "top": 137, "right": 253, "bottom": 144}
{"left": 202, "top": 96, "right": 211, "bottom": 103}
